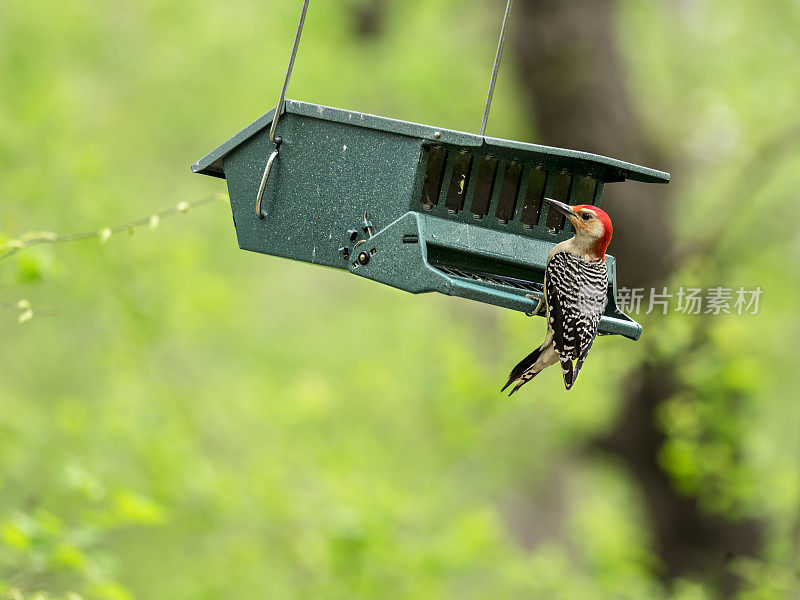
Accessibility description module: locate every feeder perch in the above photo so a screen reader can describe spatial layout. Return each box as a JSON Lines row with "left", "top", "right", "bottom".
{"left": 192, "top": 100, "right": 669, "bottom": 339}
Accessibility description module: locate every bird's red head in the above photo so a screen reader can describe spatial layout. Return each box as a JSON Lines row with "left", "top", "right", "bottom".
{"left": 544, "top": 198, "right": 613, "bottom": 259}
{"left": 570, "top": 204, "right": 613, "bottom": 257}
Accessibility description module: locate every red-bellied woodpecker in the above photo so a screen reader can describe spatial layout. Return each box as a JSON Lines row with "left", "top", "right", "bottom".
{"left": 502, "top": 198, "right": 613, "bottom": 394}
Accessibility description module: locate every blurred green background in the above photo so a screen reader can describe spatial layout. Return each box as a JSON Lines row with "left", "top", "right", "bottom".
{"left": 1, "top": 0, "right": 799, "bottom": 598}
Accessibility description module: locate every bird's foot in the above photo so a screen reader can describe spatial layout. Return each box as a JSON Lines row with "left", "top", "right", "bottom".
{"left": 525, "top": 294, "right": 544, "bottom": 317}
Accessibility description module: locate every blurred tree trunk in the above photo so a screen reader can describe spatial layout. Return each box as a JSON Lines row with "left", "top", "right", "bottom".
{"left": 510, "top": 0, "right": 762, "bottom": 593}
{"left": 511, "top": 0, "right": 670, "bottom": 288}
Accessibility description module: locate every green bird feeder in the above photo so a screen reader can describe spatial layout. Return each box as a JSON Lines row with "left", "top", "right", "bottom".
{"left": 191, "top": 1, "right": 670, "bottom": 340}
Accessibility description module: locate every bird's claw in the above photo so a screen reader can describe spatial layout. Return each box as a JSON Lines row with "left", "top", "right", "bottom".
{"left": 524, "top": 294, "right": 544, "bottom": 317}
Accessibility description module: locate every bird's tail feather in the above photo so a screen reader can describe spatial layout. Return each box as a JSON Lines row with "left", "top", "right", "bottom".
{"left": 508, "top": 370, "right": 540, "bottom": 396}
{"left": 561, "top": 357, "right": 575, "bottom": 390}
{"left": 501, "top": 345, "right": 544, "bottom": 393}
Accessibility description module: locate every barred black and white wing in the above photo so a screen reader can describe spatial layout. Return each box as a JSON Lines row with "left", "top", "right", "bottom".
{"left": 545, "top": 251, "right": 608, "bottom": 389}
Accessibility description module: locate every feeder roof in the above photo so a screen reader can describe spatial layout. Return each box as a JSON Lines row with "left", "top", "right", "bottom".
{"left": 192, "top": 99, "right": 670, "bottom": 185}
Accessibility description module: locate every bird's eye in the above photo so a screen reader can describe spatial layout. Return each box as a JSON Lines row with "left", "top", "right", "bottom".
{"left": 581, "top": 212, "right": 593, "bottom": 220}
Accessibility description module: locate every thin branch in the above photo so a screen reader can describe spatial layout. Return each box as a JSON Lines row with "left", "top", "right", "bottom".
{"left": 0, "top": 193, "right": 228, "bottom": 323}
{"left": 0, "top": 193, "right": 228, "bottom": 264}
{"left": 0, "top": 300, "right": 58, "bottom": 315}
{"left": 0, "top": 299, "right": 59, "bottom": 323}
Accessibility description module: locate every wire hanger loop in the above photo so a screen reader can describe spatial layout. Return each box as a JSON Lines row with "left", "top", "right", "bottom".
{"left": 256, "top": 0, "right": 310, "bottom": 218}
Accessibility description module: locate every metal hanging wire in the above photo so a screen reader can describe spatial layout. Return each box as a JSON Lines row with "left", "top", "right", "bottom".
{"left": 257, "top": 0, "right": 513, "bottom": 217}
{"left": 480, "top": 0, "right": 514, "bottom": 136}
{"left": 256, "top": 0, "right": 310, "bottom": 218}
{"left": 269, "top": 0, "right": 310, "bottom": 145}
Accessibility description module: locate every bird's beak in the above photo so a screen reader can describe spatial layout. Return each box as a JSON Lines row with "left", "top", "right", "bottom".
{"left": 544, "top": 197, "right": 577, "bottom": 224}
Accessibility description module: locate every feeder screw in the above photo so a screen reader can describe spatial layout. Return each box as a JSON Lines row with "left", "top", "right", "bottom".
{"left": 357, "top": 251, "right": 370, "bottom": 266}
{"left": 362, "top": 213, "right": 374, "bottom": 238}
{"left": 434, "top": 131, "right": 441, "bottom": 139}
